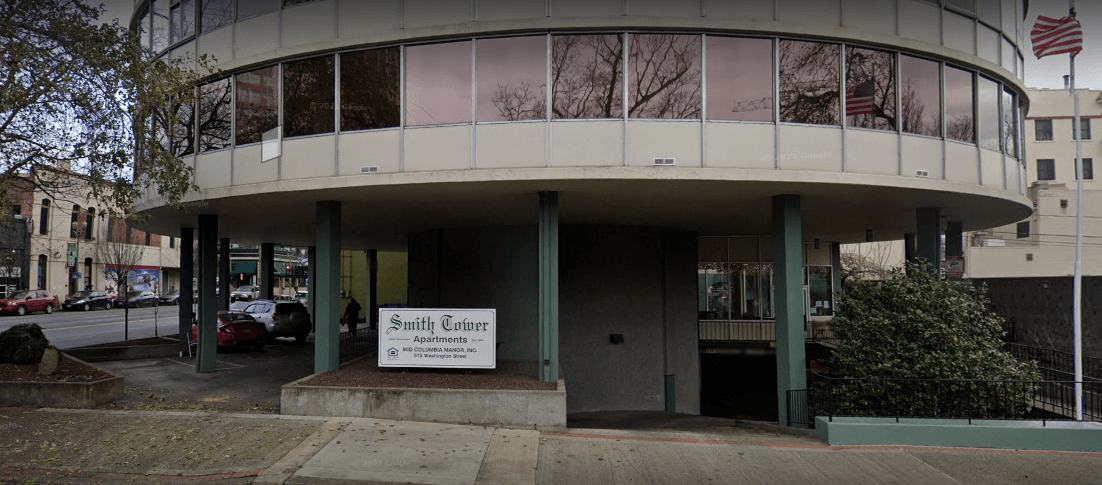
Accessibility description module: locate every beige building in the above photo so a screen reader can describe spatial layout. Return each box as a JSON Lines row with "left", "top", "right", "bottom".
{"left": 965, "top": 88, "right": 1102, "bottom": 278}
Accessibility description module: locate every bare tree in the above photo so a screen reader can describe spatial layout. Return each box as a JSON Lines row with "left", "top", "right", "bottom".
{"left": 840, "top": 241, "right": 901, "bottom": 286}
{"left": 96, "top": 230, "right": 145, "bottom": 340}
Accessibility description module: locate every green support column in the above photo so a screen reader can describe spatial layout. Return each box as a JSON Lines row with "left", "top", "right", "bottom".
{"left": 772, "top": 195, "right": 806, "bottom": 426}
{"left": 830, "top": 242, "right": 842, "bottom": 304}
{"left": 315, "top": 201, "right": 341, "bottom": 373}
{"left": 945, "top": 221, "right": 963, "bottom": 257}
{"left": 219, "top": 238, "right": 230, "bottom": 311}
{"left": 179, "top": 227, "right": 194, "bottom": 356}
{"left": 538, "top": 192, "right": 559, "bottom": 383}
{"left": 367, "top": 249, "right": 378, "bottom": 329}
{"left": 261, "top": 243, "right": 275, "bottom": 300}
{"left": 307, "top": 246, "right": 317, "bottom": 332}
{"left": 916, "top": 208, "right": 941, "bottom": 274}
{"left": 196, "top": 215, "right": 218, "bottom": 373}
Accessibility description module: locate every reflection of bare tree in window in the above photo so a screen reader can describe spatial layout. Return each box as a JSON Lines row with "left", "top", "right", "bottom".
{"left": 901, "top": 79, "right": 940, "bottom": 136}
{"left": 779, "top": 40, "right": 839, "bottom": 125}
{"left": 152, "top": 0, "right": 170, "bottom": 52}
{"left": 845, "top": 48, "right": 894, "bottom": 131}
{"left": 236, "top": 66, "right": 279, "bottom": 145}
{"left": 341, "top": 48, "right": 400, "bottom": 131}
{"left": 198, "top": 79, "right": 232, "bottom": 152}
{"left": 628, "top": 34, "right": 700, "bottom": 119}
{"left": 166, "top": 94, "right": 195, "bottom": 156}
{"left": 945, "top": 67, "right": 974, "bottom": 144}
{"left": 201, "top": 0, "right": 233, "bottom": 34}
{"left": 284, "top": 56, "right": 335, "bottom": 137}
{"left": 947, "top": 115, "right": 974, "bottom": 143}
{"left": 552, "top": 35, "right": 623, "bottom": 119}
{"left": 492, "top": 80, "right": 546, "bottom": 121}
{"left": 1002, "top": 90, "right": 1018, "bottom": 157}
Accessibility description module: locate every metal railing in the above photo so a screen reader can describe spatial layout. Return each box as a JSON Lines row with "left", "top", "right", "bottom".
{"left": 338, "top": 327, "right": 375, "bottom": 363}
{"left": 699, "top": 320, "right": 776, "bottom": 341}
{"left": 1006, "top": 343, "right": 1102, "bottom": 381}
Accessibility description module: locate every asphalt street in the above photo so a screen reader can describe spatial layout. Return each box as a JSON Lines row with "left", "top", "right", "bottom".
{"left": 0, "top": 305, "right": 183, "bottom": 349}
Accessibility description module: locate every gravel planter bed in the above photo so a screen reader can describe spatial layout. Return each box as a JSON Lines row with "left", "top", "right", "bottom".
{"left": 0, "top": 355, "right": 114, "bottom": 383}
{"left": 0, "top": 354, "right": 123, "bottom": 408}
{"left": 300, "top": 358, "right": 555, "bottom": 390}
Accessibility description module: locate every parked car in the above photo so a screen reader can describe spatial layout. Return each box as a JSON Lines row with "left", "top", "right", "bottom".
{"left": 116, "top": 290, "right": 159, "bottom": 308}
{"left": 191, "top": 311, "right": 266, "bottom": 350}
{"left": 62, "top": 290, "right": 112, "bottom": 311}
{"left": 0, "top": 290, "right": 59, "bottom": 316}
{"left": 159, "top": 290, "right": 181, "bottom": 305}
{"left": 295, "top": 290, "right": 308, "bottom": 306}
{"left": 243, "top": 300, "right": 311, "bottom": 343}
{"left": 230, "top": 285, "right": 260, "bottom": 302}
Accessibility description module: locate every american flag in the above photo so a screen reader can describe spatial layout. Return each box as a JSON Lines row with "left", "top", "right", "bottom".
{"left": 846, "top": 79, "right": 875, "bottom": 117}
{"left": 1031, "top": 14, "right": 1084, "bottom": 58}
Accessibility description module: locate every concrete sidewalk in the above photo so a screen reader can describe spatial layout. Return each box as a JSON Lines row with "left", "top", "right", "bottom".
{"left": 2, "top": 408, "right": 1101, "bottom": 484}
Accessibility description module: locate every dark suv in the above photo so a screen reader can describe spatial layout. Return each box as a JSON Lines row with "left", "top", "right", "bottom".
{"left": 63, "top": 290, "right": 113, "bottom": 311}
{"left": 243, "top": 300, "right": 312, "bottom": 343}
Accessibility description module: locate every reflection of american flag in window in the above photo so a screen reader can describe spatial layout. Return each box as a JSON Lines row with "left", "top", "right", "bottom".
{"left": 846, "top": 80, "right": 875, "bottom": 117}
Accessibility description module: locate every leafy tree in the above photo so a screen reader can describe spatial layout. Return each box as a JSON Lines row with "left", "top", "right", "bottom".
{"left": 828, "top": 264, "right": 1040, "bottom": 418}
{"left": 0, "top": 0, "right": 212, "bottom": 219}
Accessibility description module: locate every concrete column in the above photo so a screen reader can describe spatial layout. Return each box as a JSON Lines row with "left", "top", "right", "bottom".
{"left": 903, "top": 233, "right": 916, "bottom": 268}
{"left": 945, "top": 220, "right": 963, "bottom": 257}
{"left": 196, "top": 215, "right": 218, "bottom": 373}
{"left": 307, "top": 246, "right": 317, "bottom": 331}
{"left": 916, "top": 208, "right": 941, "bottom": 274}
{"left": 260, "top": 243, "right": 275, "bottom": 300}
{"left": 538, "top": 192, "right": 559, "bottom": 383}
{"left": 367, "top": 249, "right": 378, "bottom": 329}
{"left": 772, "top": 195, "right": 806, "bottom": 427}
{"left": 830, "top": 242, "right": 842, "bottom": 301}
{"left": 315, "top": 201, "right": 341, "bottom": 373}
{"left": 218, "top": 238, "right": 230, "bottom": 311}
{"left": 179, "top": 227, "right": 194, "bottom": 356}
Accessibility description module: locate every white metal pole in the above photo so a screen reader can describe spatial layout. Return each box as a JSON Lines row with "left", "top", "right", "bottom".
{"left": 1069, "top": 1, "right": 1085, "bottom": 421}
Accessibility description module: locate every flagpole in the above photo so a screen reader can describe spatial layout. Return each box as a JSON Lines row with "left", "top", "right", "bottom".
{"left": 1069, "top": 0, "right": 1085, "bottom": 421}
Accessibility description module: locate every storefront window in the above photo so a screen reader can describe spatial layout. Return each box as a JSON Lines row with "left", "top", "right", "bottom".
{"left": 341, "top": 48, "right": 401, "bottom": 130}
{"left": 406, "top": 41, "right": 472, "bottom": 126}
{"left": 628, "top": 34, "right": 701, "bottom": 119}
{"left": 779, "top": 40, "right": 840, "bottom": 125}
{"left": 845, "top": 47, "right": 894, "bottom": 131}
{"left": 807, "top": 266, "right": 833, "bottom": 316}
{"left": 552, "top": 34, "right": 623, "bottom": 119}
{"left": 235, "top": 65, "right": 279, "bottom": 145}
{"left": 706, "top": 36, "right": 773, "bottom": 122}
{"left": 477, "top": 36, "right": 546, "bottom": 122}
{"left": 900, "top": 55, "right": 941, "bottom": 137}
{"left": 283, "top": 56, "right": 335, "bottom": 137}
{"left": 198, "top": 77, "right": 232, "bottom": 152}
{"left": 945, "top": 66, "right": 974, "bottom": 143}
{"left": 698, "top": 263, "right": 730, "bottom": 320}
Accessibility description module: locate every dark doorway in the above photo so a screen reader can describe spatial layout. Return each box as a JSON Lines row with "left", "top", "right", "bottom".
{"left": 699, "top": 351, "right": 778, "bottom": 422}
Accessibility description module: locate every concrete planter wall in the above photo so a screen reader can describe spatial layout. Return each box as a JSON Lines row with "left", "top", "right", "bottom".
{"left": 0, "top": 355, "right": 124, "bottom": 408}
{"left": 281, "top": 375, "right": 567, "bottom": 429}
{"left": 66, "top": 337, "right": 181, "bottom": 363}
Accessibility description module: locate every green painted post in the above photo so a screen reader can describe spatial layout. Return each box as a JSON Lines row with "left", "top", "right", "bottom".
{"left": 916, "top": 208, "right": 941, "bottom": 273}
{"left": 261, "top": 243, "right": 275, "bottom": 300}
{"left": 315, "top": 201, "right": 341, "bottom": 373}
{"left": 538, "top": 192, "right": 559, "bottom": 383}
{"left": 830, "top": 242, "right": 842, "bottom": 306}
{"left": 945, "top": 220, "right": 963, "bottom": 257}
{"left": 664, "top": 375, "right": 676, "bottom": 412}
{"left": 367, "top": 249, "right": 378, "bottom": 329}
{"left": 196, "top": 215, "right": 218, "bottom": 373}
{"left": 307, "top": 246, "right": 317, "bottom": 331}
{"left": 218, "top": 238, "right": 230, "bottom": 311}
{"left": 772, "top": 195, "right": 806, "bottom": 426}
{"left": 178, "top": 227, "right": 194, "bottom": 356}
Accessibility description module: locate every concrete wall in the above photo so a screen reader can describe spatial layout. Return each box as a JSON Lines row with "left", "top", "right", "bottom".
{"left": 976, "top": 276, "right": 1102, "bottom": 357}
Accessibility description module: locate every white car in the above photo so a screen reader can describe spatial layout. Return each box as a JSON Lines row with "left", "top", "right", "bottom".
{"left": 230, "top": 285, "right": 260, "bottom": 302}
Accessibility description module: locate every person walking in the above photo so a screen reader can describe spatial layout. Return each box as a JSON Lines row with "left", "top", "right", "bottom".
{"left": 344, "top": 297, "right": 362, "bottom": 336}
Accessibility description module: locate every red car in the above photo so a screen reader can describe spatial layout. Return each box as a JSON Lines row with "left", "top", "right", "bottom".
{"left": 191, "top": 311, "right": 266, "bottom": 350}
{"left": 0, "top": 290, "right": 59, "bottom": 316}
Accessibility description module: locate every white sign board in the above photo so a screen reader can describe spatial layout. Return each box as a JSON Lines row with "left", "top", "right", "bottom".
{"left": 379, "top": 308, "right": 496, "bottom": 369}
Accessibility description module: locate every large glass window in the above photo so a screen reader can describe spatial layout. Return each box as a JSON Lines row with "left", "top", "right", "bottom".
{"left": 137, "top": 6, "right": 150, "bottom": 50}
{"left": 900, "top": 55, "right": 941, "bottom": 136}
{"left": 235, "top": 65, "right": 279, "bottom": 145}
{"left": 170, "top": 0, "right": 195, "bottom": 44}
{"left": 237, "top": 0, "right": 279, "bottom": 19}
{"left": 705, "top": 36, "right": 772, "bottom": 122}
{"left": 406, "top": 41, "right": 472, "bottom": 126}
{"left": 845, "top": 47, "right": 895, "bottom": 131}
{"left": 779, "top": 40, "right": 839, "bottom": 125}
{"left": 807, "top": 266, "right": 833, "bottom": 317}
{"left": 945, "top": 0, "right": 975, "bottom": 14}
{"left": 945, "top": 66, "right": 974, "bottom": 143}
{"left": 628, "top": 34, "right": 701, "bottom": 119}
{"left": 698, "top": 263, "right": 730, "bottom": 321}
{"left": 152, "top": 0, "right": 170, "bottom": 52}
{"left": 552, "top": 35, "right": 623, "bottom": 119}
{"left": 1035, "top": 119, "right": 1053, "bottom": 141}
{"left": 198, "top": 77, "right": 232, "bottom": 151}
{"left": 977, "top": 76, "right": 1000, "bottom": 150}
{"left": 201, "top": 0, "right": 233, "bottom": 33}
{"left": 170, "top": 94, "right": 196, "bottom": 156}
{"left": 283, "top": 56, "right": 335, "bottom": 137}
{"left": 1002, "top": 88, "right": 1018, "bottom": 157}
{"left": 341, "top": 48, "right": 401, "bottom": 130}
{"left": 477, "top": 36, "right": 546, "bottom": 122}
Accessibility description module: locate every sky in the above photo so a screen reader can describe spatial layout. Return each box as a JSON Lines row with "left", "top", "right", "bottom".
{"left": 95, "top": 0, "right": 1102, "bottom": 90}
